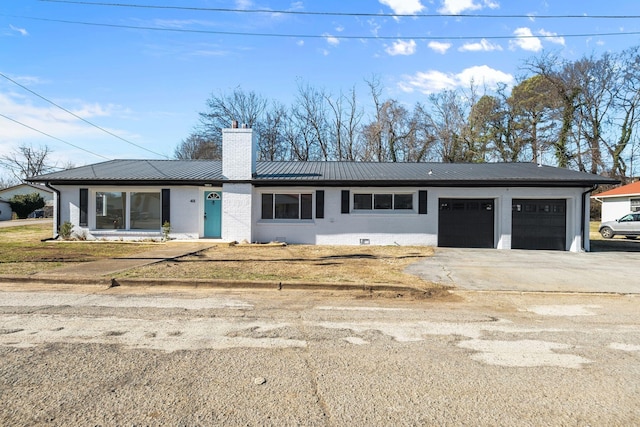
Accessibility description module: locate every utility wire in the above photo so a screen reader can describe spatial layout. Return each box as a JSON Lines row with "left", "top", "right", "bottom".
{"left": 37, "top": 0, "right": 640, "bottom": 19}
{"left": 0, "top": 72, "right": 168, "bottom": 159}
{"left": 0, "top": 113, "right": 112, "bottom": 161}
{"left": 6, "top": 15, "right": 640, "bottom": 41}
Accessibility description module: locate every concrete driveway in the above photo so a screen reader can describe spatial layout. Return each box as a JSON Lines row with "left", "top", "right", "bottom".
{"left": 407, "top": 245, "right": 640, "bottom": 294}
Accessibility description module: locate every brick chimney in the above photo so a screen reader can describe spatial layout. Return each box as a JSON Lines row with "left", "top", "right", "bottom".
{"left": 222, "top": 124, "right": 256, "bottom": 181}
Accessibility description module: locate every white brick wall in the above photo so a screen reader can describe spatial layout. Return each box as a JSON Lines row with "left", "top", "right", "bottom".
{"left": 252, "top": 186, "right": 590, "bottom": 252}
{"left": 222, "top": 128, "right": 256, "bottom": 181}
{"left": 222, "top": 183, "right": 253, "bottom": 242}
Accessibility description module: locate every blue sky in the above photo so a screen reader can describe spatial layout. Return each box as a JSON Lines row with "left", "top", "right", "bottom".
{"left": 2, "top": 0, "right": 640, "bottom": 177}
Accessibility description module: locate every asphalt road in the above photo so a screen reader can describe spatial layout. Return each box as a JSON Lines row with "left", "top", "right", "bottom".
{"left": 0, "top": 284, "right": 638, "bottom": 426}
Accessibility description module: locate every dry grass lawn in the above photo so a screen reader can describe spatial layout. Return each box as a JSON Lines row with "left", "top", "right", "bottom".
{"left": 0, "top": 223, "right": 156, "bottom": 275}
{"left": 122, "top": 244, "right": 437, "bottom": 288}
{"left": 1, "top": 222, "right": 438, "bottom": 287}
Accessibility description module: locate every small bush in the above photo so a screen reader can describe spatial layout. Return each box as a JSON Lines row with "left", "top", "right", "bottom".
{"left": 162, "top": 221, "right": 171, "bottom": 241}
{"left": 59, "top": 221, "right": 74, "bottom": 240}
{"left": 9, "top": 193, "right": 45, "bottom": 219}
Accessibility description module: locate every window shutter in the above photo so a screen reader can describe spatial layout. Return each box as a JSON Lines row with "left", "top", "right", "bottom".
{"left": 419, "top": 190, "right": 428, "bottom": 214}
{"left": 161, "top": 189, "right": 170, "bottom": 225}
{"left": 316, "top": 190, "right": 324, "bottom": 219}
{"left": 341, "top": 190, "right": 350, "bottom": 214}
{"left": 79, "top": 188, "right": 88, "bottom": 226}
{"left": 261, "top": 194, "right": 273, "bottom": 219}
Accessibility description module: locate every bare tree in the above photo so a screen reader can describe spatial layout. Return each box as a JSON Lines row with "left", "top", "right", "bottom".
{"left": 325, "top": 86, "right": 363, "bottom": 161}
{"left": 256, "top": 103, "right": 289, "bottom": 161}
{"left": 179, "top": 87, "right": 269, "bottom": 160}
{"left": 427, "top": 90, "right": 469, "bottom": 162}
{"left": 174, "top": 133, "right": 221, "bottom": 160}
{"left": 292, "top": 82, "right": 332, "bottom": 160}
{"left": 1, "top": 144, "right": 55, "bottom": 180}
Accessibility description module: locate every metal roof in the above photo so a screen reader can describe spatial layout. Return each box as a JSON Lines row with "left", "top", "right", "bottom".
{"left": 592, "top": 181, "right": 640, "bottom": 198}
{"left": 29, "top": 159, "right": 618, "bottom": 187}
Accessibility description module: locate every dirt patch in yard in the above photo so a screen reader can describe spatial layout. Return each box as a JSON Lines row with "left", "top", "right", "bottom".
{"left": 120, "top": 244, "right": 438, "bottom": 289}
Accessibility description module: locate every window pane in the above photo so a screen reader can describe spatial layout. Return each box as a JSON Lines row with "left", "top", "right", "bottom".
{"left": 261, "top": 194, "right": 273, "bottom": 219}
{"left": 394, "top": 194, "right": 413, "bottom": 210}
{"left": 130, "top": 192, "right": 161, "bottom": 230}
{"left": 275, "top": 194, "right": 299, "bottom": 219}
{"left": 301, "top": 194, "right": 312, "bottom": 219}
{"left": 95, "top": 192, "right": 126, "bottom": 229}
{"left": 353, "top": 194, "right": 372, "bottom": 210}
{"left": 374, "top": 194, "right": 392, "bottom": 209}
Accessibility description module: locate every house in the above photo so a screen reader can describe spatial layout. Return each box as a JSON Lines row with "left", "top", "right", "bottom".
{"left": 0, "top": 198, "right": 11, "bottom": 221}
{"left": 0, "top": 182, "right": 54, "bottom": 218}
{"left": 592, "top": 181, "right": 640, "bottom": 222}
{"left": 29, "top": 125, "right": 617, "bottom": 252}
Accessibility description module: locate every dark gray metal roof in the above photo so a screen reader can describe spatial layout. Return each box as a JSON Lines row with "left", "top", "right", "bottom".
{"left": 29, "top": 159, "right": 618, "bottom": 187}
{"left": 30, "top": 160, "right": 222, "bottom": 185}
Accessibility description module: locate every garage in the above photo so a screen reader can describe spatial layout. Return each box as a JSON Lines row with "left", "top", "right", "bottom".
{"left": 438, "top": 198, "right": 495, "bottom": 248}
{"left": 512, "top": 199, "right": 566, "bottom": 250}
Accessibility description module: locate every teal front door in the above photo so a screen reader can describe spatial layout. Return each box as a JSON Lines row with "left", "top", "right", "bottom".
{"left": 204, "top": 191, "right": 222, "bottom": 238}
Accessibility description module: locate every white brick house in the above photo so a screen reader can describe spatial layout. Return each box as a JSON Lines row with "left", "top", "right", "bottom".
{"left": 30, "top": 126, "right": 617, "bottom": 252}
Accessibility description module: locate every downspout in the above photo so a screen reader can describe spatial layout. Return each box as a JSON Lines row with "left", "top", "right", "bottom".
{"left": 44, "top": 182, "right": 60, "bottom": 241}
{"left": 581, "top": 184, "right": 599, "bottom": 252}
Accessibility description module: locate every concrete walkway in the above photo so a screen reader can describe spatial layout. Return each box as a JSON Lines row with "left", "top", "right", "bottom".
{"left": 34, "top": 242, "right": 217, "bottom": 278}
{"left": 406, "top": 247, "right": 640, "bottom": 294}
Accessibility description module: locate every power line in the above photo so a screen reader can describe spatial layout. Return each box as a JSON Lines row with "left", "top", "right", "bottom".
{"left": 37, "top": 0, "right": 640, "bottom": 19}
{"left": 0, "top": 72, "right": 169, "bottom": 159}
{"left": 0, "top": 113, "right": 112, "bottom": 161}
{"left": 6, "top": 14, "right": 640, "bottom": 41}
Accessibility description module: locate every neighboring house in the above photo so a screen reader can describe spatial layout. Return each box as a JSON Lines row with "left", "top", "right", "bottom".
{"left": 0, "top": 182, "right": 54, "bottom": 217}
{"left": 0, "top": 198, "right": 11, "bottom": 221}
{"left": 29, "top": 126, "right": 617, "bottom": 252}
{"left": 592, "top": 181, "right": 640, "bottom": 222}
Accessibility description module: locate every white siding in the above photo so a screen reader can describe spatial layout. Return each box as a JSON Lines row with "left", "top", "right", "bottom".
{"left": 600, "top": 197, "right": 633, "bottom": 222}
{"left": 0, "top": 200, "right": 11, "bottom": 221}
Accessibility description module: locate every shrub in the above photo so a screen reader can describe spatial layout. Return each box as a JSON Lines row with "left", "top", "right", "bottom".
{"left": 59, "top": 221, "right": 74, "bottom": 240}
{"left": 162, "top": 221, "right": 171, "bottom": 241}
{"left": 8, "top": 193, "right": 45, "bottom": 219}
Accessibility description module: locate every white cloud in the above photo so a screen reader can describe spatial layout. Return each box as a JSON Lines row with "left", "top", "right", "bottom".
{"left": 323, "top": 33, "right": 340, "bottom": 46}
{"left": 456, "top": 65, "right": 514, "bottom": 88}
{"left": 399, "top": 65, "right": 514, "bottom": 94}
{"left": 438, "top": 0, "right": 499, "bottom": 15}
{"left": 538, "top": 29, "right": 565, "bottom": 45}
{"left": 386, "top": 39, "right": 417, "bottom": 56}
{"left": 9, "top": 25, "right": 28, "bottom": 36}
{"left": 235, "top": 0, "right": 253, "bottom": 9}
{"left": 428, "top": 41, "right": 452, "bottom": 54}
{"left": 459, "top": 38, "right": 503, "bottom": 52}
{"left": 379, "top": 0, "right": 425, "bottom": 15}
{"left": 296, "top": 40, "right": 304, "bottom": 47}
{"left": 0, "top": 87, "right": 131, "bottom": 163}
{"left": 509, "top": 27, "right": 542, "bottom": 52}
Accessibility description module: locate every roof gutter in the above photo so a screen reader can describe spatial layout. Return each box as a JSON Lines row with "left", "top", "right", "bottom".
{"left": 43, "top": 182, "right": 60, "bottom": 241}
{"left": 581, "top": 184, "right": 599, "bottom": 252}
